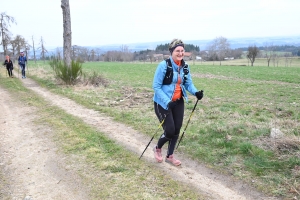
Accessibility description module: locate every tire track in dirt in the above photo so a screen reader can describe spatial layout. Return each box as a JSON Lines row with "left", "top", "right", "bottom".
{"left": 21, "top": 78, "right": 277, "bottom": 200}
{"left": 0, "top": 87, "right": 89, "bottom": 200}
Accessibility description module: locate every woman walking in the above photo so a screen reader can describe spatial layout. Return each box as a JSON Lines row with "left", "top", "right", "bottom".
{"left": 152, "top": 38, "right": 204, "bottom": 166}
{"left": 3, "top": 55, "right": 14, "bottom": 78}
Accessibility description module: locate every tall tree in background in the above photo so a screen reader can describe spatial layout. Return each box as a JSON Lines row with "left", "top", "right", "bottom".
{"left": 32, "top": 36, "right": 37, "bottom": 64}
{"left": 247, "top": 45, "right": 259, "bottom": 66}
{"left": 38, "top": 37, "right": 48, "bottom": 63}
{"left": 12, "top": 35, "right": 26, "bottom": 56}
{"left": 0, "top": 12, "right": 16, "bottom": 56}
{"left": 215, "top": 36, "right": 230, "bottom": 65}
{"left": 71, "top": 45, "right": 79, "bottom": 60}
{"left": 61, "top": 0, "right": 72, "bottom": 67}
{"left": 90, "top": 49, "right": 95, "bottom": 61}
{"left": 264, "top": 43, "right": 274, "bottom": 67}
{"left": 24, "top": 43, "right": 31, "bottom": 60}
{"left": 10, "top": 39, "right": 18, "bottom": 58}
{"left": 207, "top": 36, "right": 230, "bottom": 65}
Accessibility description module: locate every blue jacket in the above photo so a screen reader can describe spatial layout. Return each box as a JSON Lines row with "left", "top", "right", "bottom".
{"left": 152, "top": 57, "right": 198, "bottom": 110}
{"left": 18, "top": 56, "right": 27, "bottom": 65}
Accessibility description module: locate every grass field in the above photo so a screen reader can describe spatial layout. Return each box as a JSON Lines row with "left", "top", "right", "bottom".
{"left": 193, "top": 57, "right": 300, "bottom": 67}
{"left": 0, "top": 66, "right": 206, "bottom": 199}
{"left": 18, "top": 58, "right": 300, "bottom": 198}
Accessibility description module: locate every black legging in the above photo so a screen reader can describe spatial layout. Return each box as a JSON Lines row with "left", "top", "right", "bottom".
{"left": 154, "top": 97, "right": 184, "bottom": 156}
{"left": 6, "top": 67, "right": 13, "bottom": 77}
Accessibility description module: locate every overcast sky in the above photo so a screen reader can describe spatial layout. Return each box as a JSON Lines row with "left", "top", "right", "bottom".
{"left": 1, "top": 0, "right": 300, "bottom": 48}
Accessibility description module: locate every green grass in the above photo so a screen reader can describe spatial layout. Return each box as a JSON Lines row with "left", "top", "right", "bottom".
{"left": 0, "top": 73, "right": 205, "bottom": 199}
{"left": 18, "top": 59, "right": 300, "bottom": 198}
{"left": 200, "top": 57, "right": 300, "bottom": 68}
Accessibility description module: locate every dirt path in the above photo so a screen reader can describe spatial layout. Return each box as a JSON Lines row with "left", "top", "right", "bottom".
{"left": 1, "top": 77, "right": 277, "bottom": 200}
{"left": 0, "top": 87, "right": 89, "bottom": 200}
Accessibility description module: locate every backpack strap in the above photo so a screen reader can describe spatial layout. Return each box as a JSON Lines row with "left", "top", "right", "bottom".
{"left": 166, "top": 58, "right": 172, "bottom": 67}
{"left": 163, "top": 58, "right": 173, "bottom": 85}
{"left": 182, "top": 60, "right": 189, "bottom": 84}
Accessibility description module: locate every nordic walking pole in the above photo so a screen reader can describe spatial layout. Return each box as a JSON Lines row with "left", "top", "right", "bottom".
{"left": 176, "top": 99, "right": 199, "bottom": 149}
{"left": 139, "top": 114, "right": 168, "bottom": 160}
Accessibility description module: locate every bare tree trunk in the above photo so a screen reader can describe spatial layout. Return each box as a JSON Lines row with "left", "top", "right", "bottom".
{"left": 1, "top": 13, "right": 16, "bottom": 56}
{"left": 61, "top": 0, "right": 72, "bottom": 67}
{"left": 32, "top": 36, "right": 36, "bottom": 64}
{"left": 0, "top": 14, "right": 7, "bottom": 56}
{"left": 38, "top": 37, "right": 48, "bottom": 63}
{"left": 267, "top": 58, "right": 271, "bottom": 67}
{"left": 0, "top": 25, "right": 6, "bottom": 56}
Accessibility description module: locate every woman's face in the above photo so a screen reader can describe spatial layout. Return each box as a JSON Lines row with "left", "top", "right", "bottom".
{"left": 6, "top": 56, "right": 9, "bottom": 60}
{"left": 171, "top": 46, "right": 185, "bottom": 62}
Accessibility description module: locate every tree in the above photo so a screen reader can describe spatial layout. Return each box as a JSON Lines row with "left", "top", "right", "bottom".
{"left": 61, "top": 0, "right": 72, "bottom": 67}
{"left": 246, "top": 45, "right": 259, "bottom": 66}
{"left": 11, "top": 35, "right": 26, "bottom": 58}
{"left": 216, "top": 37, "right": 230, "bottom": 65}
{"left": 0, "top": 12, "right": 16, "bottom": 56}
{"left": 80, "top": 47, "right": 90, "bottom": 61}
{"left": 31, "top": 36, "right": 37, "bottom": 63}
{"left": 155, "top": 43, "right": 169, "bottom": 52}
{"left": 284, "top": 52, "right": 293, "bottom": 67}
{"left": 95, "top": 48, "right": 101, "bottom": 61}
{"left": 264, "top": 43, "right": 274, "bottom": 67}
{"left": 191, "top": 50, "right": 198, "bottom": 65}
{"left": 271, "top": 53, "right": 280, "bottom": 67}
{"left": 229, "top": 49, "right": 243, "bottom": 59}
{"left": 207, "top": 43, "right": 218, "bottom": 65}
{"left": 24, "top": 43, "right": 32, "bottom": 60}
{"left": 207, "top": 36, "right": 230, "bottom": 65}
{"left": 90, "top": 49, "right": 95, "bottom": 61}
{"left": 71, "top": 45, "right": 79, "bottom": 60}
{"left": 10, "top": 38, "right": 18, "bottom": 58}
{"left": 38, "top": 37, "right": 48, "bottom": 63}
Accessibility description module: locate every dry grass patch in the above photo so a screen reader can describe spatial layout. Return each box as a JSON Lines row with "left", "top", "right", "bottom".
{"left": 253, "top": 135, "right": 300, "bottom": 157}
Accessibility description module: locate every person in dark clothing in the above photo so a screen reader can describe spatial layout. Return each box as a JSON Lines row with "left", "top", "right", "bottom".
{"left": 18, "top": 52, "right": 27, "bottom": 79}
{"left": 152, "top": 38, "right": 204, "bottom": 166}
{"left": 3, "top": 55, "right": 14, "bottom": 78}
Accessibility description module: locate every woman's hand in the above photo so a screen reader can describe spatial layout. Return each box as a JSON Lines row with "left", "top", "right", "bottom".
{"left": 195, "top": 90, "right": 204, "bottom": 100}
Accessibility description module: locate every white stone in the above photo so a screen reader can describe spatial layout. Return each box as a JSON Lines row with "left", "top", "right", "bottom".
{"left": 270, "top": 128, "right": 284, "bottom": 139}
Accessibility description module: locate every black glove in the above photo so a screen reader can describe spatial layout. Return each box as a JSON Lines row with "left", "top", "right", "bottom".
{"left": 168, "top": 101, "right": 177, "bottom": 110}
{"left": 195, "top": 90, "right": 204, "bottom": 100}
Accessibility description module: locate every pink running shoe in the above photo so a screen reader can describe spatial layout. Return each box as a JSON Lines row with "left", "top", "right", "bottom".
{"left": 153, "top": 146, "right": 163, "bottom": 163}
{"left": 165, "top": 155, "right": 181, "bottom": 166}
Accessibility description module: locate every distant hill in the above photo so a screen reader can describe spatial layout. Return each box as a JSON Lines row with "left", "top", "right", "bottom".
{"left": 87, "top": 35, "right": 300, "bottom": 52}
{"left": 39, "top": 35, "right": 300, "bottom": 57}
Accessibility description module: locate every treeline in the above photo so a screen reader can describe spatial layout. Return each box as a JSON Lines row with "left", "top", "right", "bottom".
{"left": 238, "top": 45, "right": 300, "bottom": 56}
{"left": 156, "top": 43, "right": 200, "bottom": 52}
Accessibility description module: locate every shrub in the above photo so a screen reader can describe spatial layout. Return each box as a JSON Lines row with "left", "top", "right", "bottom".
{"left": 82, "top": 71, "right": 109, "bottom": 87}
{"left": 49, "top": 58, "right": 82, "bottom": 85}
